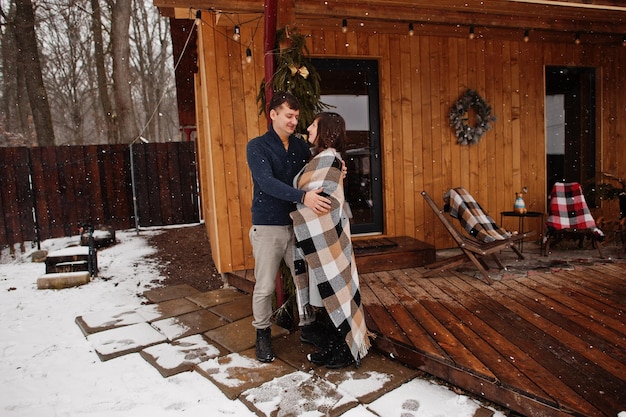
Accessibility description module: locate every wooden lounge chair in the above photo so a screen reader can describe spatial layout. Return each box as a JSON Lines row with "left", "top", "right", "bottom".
{"left": 543, "top": 182, "right": 605, "bottom": 258}
{"left": 421, "top": 188, "right": 531, "bottom": 284}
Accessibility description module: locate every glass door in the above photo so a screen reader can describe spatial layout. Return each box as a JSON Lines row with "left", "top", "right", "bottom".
{"left": 312, "top": 58, "right": 383, "bottom": 235}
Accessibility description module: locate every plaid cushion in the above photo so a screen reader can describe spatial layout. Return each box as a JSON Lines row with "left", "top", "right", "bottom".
{"left": 444, "top": 188, "right": 511, "bottom": 242}
{"left": 546, "top": 182, "right": 598, "bottom": 230}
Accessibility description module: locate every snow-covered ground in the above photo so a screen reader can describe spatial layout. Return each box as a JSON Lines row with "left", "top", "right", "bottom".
{"left": 0, "top": 226, "right": 508, "bottom": 416}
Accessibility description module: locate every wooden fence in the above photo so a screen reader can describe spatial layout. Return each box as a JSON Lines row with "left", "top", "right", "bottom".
{"left": 0, "top": 142, "right": 200, "bottom": 247}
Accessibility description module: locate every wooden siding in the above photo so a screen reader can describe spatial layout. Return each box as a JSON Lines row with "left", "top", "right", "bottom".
{"left": 192, "top": 13, "right": 626, "bottom": 273}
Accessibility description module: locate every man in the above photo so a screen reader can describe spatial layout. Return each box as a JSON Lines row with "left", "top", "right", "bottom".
{"left": 246, "top": 91, "right": 331, "bottom": 362}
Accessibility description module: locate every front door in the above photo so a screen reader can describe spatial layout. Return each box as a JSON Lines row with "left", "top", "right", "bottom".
{"left": 312, "top": 58, "right": 383, "bottom": 235}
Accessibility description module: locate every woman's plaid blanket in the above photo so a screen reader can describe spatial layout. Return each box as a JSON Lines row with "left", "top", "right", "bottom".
{"left": 444, "top": 187, "right": 512, "bottom": 243}
{"left": 290, "top": 149, "right": 370, "bottom": 362}
{"left": 546, "top": 182, "right": 603, "bottom": 237}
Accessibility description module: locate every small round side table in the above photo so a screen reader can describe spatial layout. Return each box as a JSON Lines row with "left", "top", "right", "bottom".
{"left": 500, "top": 211, "right": 545, "bottom": 252}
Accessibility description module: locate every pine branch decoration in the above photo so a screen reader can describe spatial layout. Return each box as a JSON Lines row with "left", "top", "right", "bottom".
{"left": 257, "top": 26, "right": 328, "bottom": 133}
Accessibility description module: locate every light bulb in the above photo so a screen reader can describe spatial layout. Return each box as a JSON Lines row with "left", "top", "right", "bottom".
{"left": 341, "top": 19, "right": 348, "bottom": 34}
{"left": 408, "top": 23, "right": 414, "bottom": 36}
{"left": 233, "top": 26, "right": 241, "bottom": 41}
{"left": 523, "top": 30, "right": 529, "bottom": 43}
{"left": 469, "top": 26, "right": 475, "bottom": 40}
{"left": 245, "top": 48, "right": 252, "bottom": 64}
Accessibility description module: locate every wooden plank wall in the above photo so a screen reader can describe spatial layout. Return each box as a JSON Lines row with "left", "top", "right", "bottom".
{"left": 0, "top": 147, "right": 34, "bottom": 247}
{"left": 0, "top": 142, "right": 200, "bottom": 247}
{"left": 194, "top": 14, "right": 626, "bottom": 273}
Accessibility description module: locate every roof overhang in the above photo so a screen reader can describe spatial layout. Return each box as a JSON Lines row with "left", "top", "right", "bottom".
{"left": 154, "top": 0, "right": 626, "bottom": 37}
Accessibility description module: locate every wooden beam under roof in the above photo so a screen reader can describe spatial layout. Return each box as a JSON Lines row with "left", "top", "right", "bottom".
{"left": 153, "top": 0, "right": 626, "bottom": 34}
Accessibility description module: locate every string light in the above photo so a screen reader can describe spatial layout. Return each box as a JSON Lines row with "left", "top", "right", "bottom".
{"left": 622, "top": 35, "right": 626, "bottom": 46}
{"left": 245, "top": 47, "right": 252, "bottom": 63}
{"left": 575, "top": 32, "right": 581, "bottom": 44}
{"left": 408, "top": 23, "right": 414, "bottom": 36}
{"left": 524, "top": 30, "right": 530, "bottom": 42}
{"left": 341, "top": 19, "right": 348, "bottom": 33}
{"left": 233, "top": 25, "right": 241, "bottom": 41}
{"left": 469, "top": 26, "right": 475, "bottom": 40}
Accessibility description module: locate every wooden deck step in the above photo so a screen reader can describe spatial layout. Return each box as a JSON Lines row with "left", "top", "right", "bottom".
{"left": 225, "top": 236, "right": 435, "bottom": 292}
{"left": 354, "top": 236, "right": 435, "bottom": 273}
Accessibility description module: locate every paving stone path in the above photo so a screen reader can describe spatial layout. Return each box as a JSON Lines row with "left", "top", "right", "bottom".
{"left": 76, "top": 284, "right": 498, "bottom": 416}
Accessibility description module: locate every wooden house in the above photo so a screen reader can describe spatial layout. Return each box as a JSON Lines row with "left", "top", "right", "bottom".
{"left": 153, "top": 3, "right": 626, "bottom": 416}
{"left": 155, "top": 0, "right": 626, "bottom": 273}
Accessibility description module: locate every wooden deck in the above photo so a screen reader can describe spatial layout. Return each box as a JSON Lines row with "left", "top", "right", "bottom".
{"left": 225, "top": 237, "right": 626, "bottom": 416}
{"left": 361, "top": 262, "right": 626, "bottom": 417}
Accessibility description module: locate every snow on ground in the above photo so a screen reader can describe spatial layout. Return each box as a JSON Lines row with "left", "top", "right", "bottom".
{"left": 0, "top": 227, "right": 507, "bottom": 417}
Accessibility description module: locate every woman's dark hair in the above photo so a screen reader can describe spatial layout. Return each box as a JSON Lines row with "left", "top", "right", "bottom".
{"left": 314, "top": 112, "right": 346, "bottom": 152}
{"left": 268, "top": 91, "right": 300, "bottom": 112}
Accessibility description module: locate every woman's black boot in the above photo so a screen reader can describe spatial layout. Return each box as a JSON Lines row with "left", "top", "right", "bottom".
{"left": 325, "top": 341, "right": 355, "bottom": 369}
{"left": 300, "top": 321, "right": 329, "bottom": 350}
{"left": 307, "top": 339, "right": 336, "bottom": 365}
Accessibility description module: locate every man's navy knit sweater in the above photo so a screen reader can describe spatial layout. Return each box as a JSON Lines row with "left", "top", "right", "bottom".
{"left": 246, "top": 126, "right": 311, "bottom": 225}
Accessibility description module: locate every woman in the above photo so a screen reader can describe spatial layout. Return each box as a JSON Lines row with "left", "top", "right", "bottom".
{"left": 290, "top": 112, "right": 370, "bottom": 369}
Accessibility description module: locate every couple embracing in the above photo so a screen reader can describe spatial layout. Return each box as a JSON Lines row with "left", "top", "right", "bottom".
{"left": 246, "top": 91, "right": 370, "bottom": 369}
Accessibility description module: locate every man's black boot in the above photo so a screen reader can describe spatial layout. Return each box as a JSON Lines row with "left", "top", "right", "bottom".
{"left": 256, "top": 327, "right": 275, "bottom": 363}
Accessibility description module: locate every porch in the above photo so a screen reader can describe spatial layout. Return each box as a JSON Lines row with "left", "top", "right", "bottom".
{"left": 226, "top": 239, "right": 626, "bottom": 417}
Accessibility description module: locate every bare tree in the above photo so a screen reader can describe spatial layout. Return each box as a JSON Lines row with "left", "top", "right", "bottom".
{"left": 110, "top": 0, "right": 137, "bottom": 144}
{"left": 41, "top": 0, "right": 93, "bottom": 145}
{"left": 0, "top": 1, "right": 35, "bottom": 145}
{"left": 130, "top": 0, "right": 177, "bottom": 142}
{"left": 12, "top": 0, "right": 54, "bottom": 146}
{"left": 90, "top": 0, "right": 117, "bottom": 143}
{"left": 0, "top": 0, "right": 178, "bottom": 147}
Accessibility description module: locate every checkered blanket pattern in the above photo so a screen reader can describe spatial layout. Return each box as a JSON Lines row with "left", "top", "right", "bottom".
{"left": 444, "top": 187, "right": 512, "bottom": 243}
{"left": 546, "top": 182, "right": 602, "bottom": 233}
{"left": 290, "top": 149, "right": 370, "bottom": 362}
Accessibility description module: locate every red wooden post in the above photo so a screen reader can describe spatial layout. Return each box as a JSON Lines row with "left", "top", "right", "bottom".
{"left": 264, "top": 0, "right": 277, "bottom": 126}
{"left": 263, "top": 0, "right": 286, "bottom": 308}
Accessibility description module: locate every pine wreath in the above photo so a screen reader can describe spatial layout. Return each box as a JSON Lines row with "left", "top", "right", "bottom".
{"left": 257, "top": 26, "right": 328, "bottom": 134}
{"left": 449, "top": 89, "right": 496, "bottom": 145}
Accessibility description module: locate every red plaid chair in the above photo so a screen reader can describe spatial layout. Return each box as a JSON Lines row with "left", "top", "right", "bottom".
{"left": 543, "top": 182, "right": 605, "bottom": 257}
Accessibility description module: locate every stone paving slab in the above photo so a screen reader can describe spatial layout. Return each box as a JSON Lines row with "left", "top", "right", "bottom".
{"left": 203, "top": 317, "right": 289, "bottom": 353}
{"left": 150, "top": 309, "right": 226, "bottom": 341}
{"left": 142, "top": 284, "right": 201, "bottom": 303}
{"left": 136, "top": 297, "right": 202, "bottom": 322}
{"left": 272, "top": 331, "right": 420, "bottom": 405}
{"left": 194, "top": 349, "right": 295, "bottom": 400}
{"left": 187, "top": 287, "right": 247, "bottom": 308}
{"left": 271, "top": 331, "right": 318, "bottom": 372}
{"left": 208, "top": 295, "right": 253, "bottom": 322}
{"left": 87, "top": 322, "right": 167, "bottom": 361}
{"left": 240, "top": 370, "right": 359, "bottom": 417}
{"left": 140, "top": 334, "right": 225, "bottom": 377}
{"left": 314, "top": 350, "right": 420, "bottom": 404}
{"left": 75, "top": 307, "right": 148, "bottom": 336}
